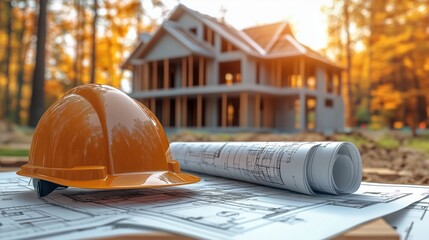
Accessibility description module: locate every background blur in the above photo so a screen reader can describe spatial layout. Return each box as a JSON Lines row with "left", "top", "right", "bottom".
{"left": 1, "top": 0, "right": 429, "bottom": 131}
{"left": 1, "top": 0, "right": 429, "bottom": 130}
{"left": 1, "top": 0, "right": 429, "bottom": 183}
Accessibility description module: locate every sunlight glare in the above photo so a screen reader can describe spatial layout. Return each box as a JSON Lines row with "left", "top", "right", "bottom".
{"left": 164, "top": 0, "right": 331, "bottom": 50}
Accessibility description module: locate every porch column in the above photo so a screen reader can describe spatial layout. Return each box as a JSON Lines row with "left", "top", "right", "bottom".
{"left": 207, "top": 28, "right": 213, "bottom": 44}
{"left": 163, "top": 99, "right": 170, "bottom": 127}
{"left": 199, "top": 57, "right": 204, "bottom": 86}
{"left": 134, "top": 65, "right": 142, "bottom": 91}
{"left": 254, "top": 93, "right": 261, "bottom": 128}
{"left": 197, "top": 95, "right": 202, "bottom": 127}
{"left": 240, "top": 92, "right": 248, "bottom": 128}
{"left": 293, "top": 60, "right": 298, "bottom": 87}
{"left": 152, "top": 61, "right": 158, "bottom": 89}
{"left": 181, "top": 96, "right": 187, "bottom": 127}
{"left": 150, "top": 98, "right": 156, "bottom": 114}
{"left": 143, "top": 62, "right": 149, "bottom": 90}
{"left": 188, "top": 56, "right": 193, "bottom": 87}
{"left": 263, "top": 97, "right": 273, "bottom": 128}
{"left": 163, "top": 59, "right": 169, "bottom": 89}
{"left": 299, "top": 92, "right": 306, "bottom": 130}
{"left": 175, "top": 97, "right": 181, "bottom": 127}
{"left": 221, "top": 94, "right": 227, "bottom": 128}
{"left": 181, "top": 58, "right": 187, "bottom": 87}
{"left": 300, "top": 57, "right": 306, "bottom": 88}
{"left": 276, "top": 61, "right": 282, "bottom": 87}
{"left": 337, "top": 70, "right": 342, "bottom": 95}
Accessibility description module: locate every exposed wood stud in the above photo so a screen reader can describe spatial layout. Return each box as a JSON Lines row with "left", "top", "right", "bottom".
{"left": 221, "top": 94, "right": 227, "bottom": 128}
{"left": 152, "top": 61, "right": 158, "bottom": 89}
{"left": 182, "top": 57, "right": 187, "bottom": 87}
{"left": 182, "top": 96, "right": 187, "bottom": 127}
{"left": 199, "top": 57, "right": 204, "bottom": 86}
{"left": 143, "top": 62, "right": 149, "bottom": 90}
{"left": 175, "top": 97, "right": 181, "bottom": 127}
{"left": 150, "top": 98, "right": 156, "bottom": 114}
{"left": 254, "top": 94, "right": 261, "bottom": 128}
{"left": 188, "top": 56, "right": 193, "bottom": 87}
{"left": 163, "top": 59, "right": 169, "bottom": 89}
{"left": 240, "top": 92, "right": 248, "bottom": 127}
{"left": 197, "top": 95, "right": 202, "bottom": 127}
{"left": 300, "top": 57, "right": 305, "bottom": 88}
{"left": 163, "top": 99, "right": 170, "bottom": 127}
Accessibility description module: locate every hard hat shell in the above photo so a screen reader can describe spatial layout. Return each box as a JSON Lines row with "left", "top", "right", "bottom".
{"left": 17, "top": 84, "right": 200, "bottom": 190}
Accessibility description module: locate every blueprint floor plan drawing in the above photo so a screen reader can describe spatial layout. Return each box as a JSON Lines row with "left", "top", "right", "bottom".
{"left": 384, "top": 186, "right": 429, "bottom": 240}
{"left": 0, "top": 172, "right": 428, "bottom": 240}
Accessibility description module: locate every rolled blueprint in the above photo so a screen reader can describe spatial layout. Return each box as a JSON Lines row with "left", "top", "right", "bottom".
{"left": 170, "top": 142, "right": 362, "bottom": 195}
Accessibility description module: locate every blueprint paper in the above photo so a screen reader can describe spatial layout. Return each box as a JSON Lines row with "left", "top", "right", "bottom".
{"left": 170, "top": 141, "right": 362, "bottom": 195}
{"left": 0, "top": 172, "right": 428, "bottom": 240}
{"left": 383, "top": 184, "right": 429, "bottom": 240}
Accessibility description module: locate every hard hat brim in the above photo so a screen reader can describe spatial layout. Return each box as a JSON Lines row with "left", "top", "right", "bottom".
{"left": 17, "top": 169, "right": 200, "bottom": 190}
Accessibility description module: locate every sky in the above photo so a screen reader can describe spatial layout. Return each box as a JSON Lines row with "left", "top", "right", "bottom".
{"left": 162, "top": 0, "right": 333, "bottom": 51}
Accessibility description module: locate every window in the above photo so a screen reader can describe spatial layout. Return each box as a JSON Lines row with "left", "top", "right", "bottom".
{"left": 307, "top": 76, "right": 316, "bottom": 90}
{"left": 326, "top": 71, "right": 333, "bottom": 93}
{"left": 221, "top": 37, "right": 238, "bottom": 52}
{"left": 305, "top": 62, "right": 316, "bottom": 90}
{"left": 203, "top": 25, "right": 214, "bottom": 45}
{"left": 219, "top": 61, "right": 241, "bottom": 84}
{"left": 189, "top": 27, "right": 197, "bottom": 35}
{"left": 325, "top": 99, "right": 334, "bottom": 108}
{"left": 256, "top": 62, "right": 260, "bottom": 84}
{"left": 333, "top": 74, "right": 340, "bottom": 95}
{"left": 227, "top": 104, "right": 235, "bottom": 126}
{"left": 306, "top": 97, "right": 316, "bottom": 130}
{"left": 225, "top": 73, "right": 233, "bottom": 85}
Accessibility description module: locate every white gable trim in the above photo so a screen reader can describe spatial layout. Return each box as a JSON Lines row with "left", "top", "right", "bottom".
{"left": 180, "top": 6, "right": 260, "bottom": 56}
{"left": 237, "top": 31, "right": 266, "bottom": 55}
{"left": 285, "top": 35, "right": 307, "bottom": 54}
{"left": 265, "top": 22, "right": 289, "bottom": 52}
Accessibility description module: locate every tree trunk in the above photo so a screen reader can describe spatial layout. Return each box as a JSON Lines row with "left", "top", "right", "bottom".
{"left": 28, "top": 0, "right": 48, "bottom": 127}
{"left": 73, "top": 0, "right": 81, "bottom": 87}
{"left": 3, "top": 1, "right": 13, "bottom": 120}
{"left": 366, "top": 0, "right": 374, "bottom": 113}
{"left": 343, "top": 0, "right": 354, "bottom": 127}
{"left": 15, "top": 2, "right": 29, "bottom": 125}
{"left": 90, "top": 0, "right": 98, "bottom": 84}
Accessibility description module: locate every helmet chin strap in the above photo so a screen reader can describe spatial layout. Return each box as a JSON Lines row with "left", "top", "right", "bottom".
{"left": 32, "top": 178, "right": 68, "bottom": 197}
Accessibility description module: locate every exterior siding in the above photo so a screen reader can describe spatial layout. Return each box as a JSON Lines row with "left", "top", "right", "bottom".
{"left": 146, "top": 35, "right": 192, "bottom": 61}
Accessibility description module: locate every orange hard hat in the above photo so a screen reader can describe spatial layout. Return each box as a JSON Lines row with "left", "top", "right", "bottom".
{"left": 17, "top": 84, "right": 199, "bottom": 197}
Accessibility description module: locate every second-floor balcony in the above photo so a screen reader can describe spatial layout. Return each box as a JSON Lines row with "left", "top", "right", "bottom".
{"left": 131, "top": 55, "right": 343, "bottom": 97}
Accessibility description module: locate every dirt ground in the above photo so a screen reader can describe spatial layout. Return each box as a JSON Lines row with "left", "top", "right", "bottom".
{"left": 1, "top": 119, "right": 429, "bottom": 185}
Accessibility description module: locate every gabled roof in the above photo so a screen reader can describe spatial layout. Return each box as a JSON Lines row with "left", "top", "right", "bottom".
{"left": 121, "top": 42, "right": 146, "bottom": 70}
{"left": 169, "top": 4, "right": 263, "bottom": 56}
{"left": 122, "top": 4, "right": 341, "bottom": 69}
{"left": 243, "top": 21, "right": 293, "bottom": 52}
{"left": 163, "top": 21, "right": 214, "bottom": 57}
{"left": 121, "top": 20, "right": 214, "bottom": 69}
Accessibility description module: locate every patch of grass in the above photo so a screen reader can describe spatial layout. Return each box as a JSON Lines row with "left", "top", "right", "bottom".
{"left": 214, "top": 133, "right": 234, "bottom": 141}
{"left": 335, "top": 134, "right": 368, "bottom": 148}
{"left": 405, "top": 136, "right": 429, "bottom": 155}
{"left": 376, "top": 135, "right": 400, "bottom": 149}
{"left": 0, "top": 148, "right": 30, "bottom": 157}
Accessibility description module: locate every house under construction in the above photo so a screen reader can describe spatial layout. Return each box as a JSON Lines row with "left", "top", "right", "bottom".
{"left": 122, "top": 4, "right": 344, "bottom": 132}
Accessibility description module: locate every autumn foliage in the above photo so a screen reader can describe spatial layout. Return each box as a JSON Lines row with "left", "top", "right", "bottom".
{"left": 325, "top": 0, "right": 429, "bottom": 133}
{"left": 1, "top": 0, "right": 429, "bottom": 132}
{"left": 0, "top": 0, "right": 164, "bottom": 125}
